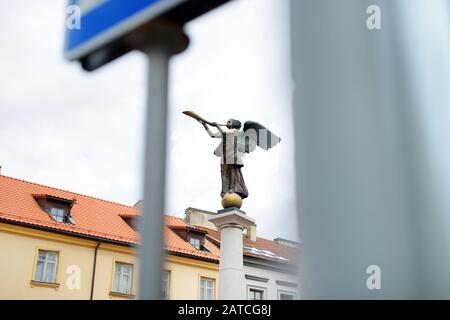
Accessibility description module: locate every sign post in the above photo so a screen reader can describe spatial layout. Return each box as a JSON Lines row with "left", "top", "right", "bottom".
{"left": 65, "top": 0, "right": 230, "bottom": 299}
{"left": 134, "top": 22, "right": 189, "bottom": 300}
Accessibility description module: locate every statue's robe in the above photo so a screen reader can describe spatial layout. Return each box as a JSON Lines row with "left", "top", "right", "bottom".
{"left": 214, "top": 132, "right": 249, "bottom": 199}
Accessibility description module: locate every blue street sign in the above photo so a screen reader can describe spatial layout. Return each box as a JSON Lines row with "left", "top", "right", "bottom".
{"left": 65, "top": 0, "right": 230, "bottom": 70}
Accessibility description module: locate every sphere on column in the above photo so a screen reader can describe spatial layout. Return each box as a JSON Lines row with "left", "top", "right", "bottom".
{"left": 221, "top": 192, "right": 242, "bottom": 209}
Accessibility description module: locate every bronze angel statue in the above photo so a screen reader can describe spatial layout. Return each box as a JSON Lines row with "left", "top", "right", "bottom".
{"left": 183, "top": 111, "right": 281, "bottom": 209}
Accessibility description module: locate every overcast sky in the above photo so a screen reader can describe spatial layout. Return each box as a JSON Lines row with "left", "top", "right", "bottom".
{"left": 0, "top": 0, "right": 297, "bottom": 241}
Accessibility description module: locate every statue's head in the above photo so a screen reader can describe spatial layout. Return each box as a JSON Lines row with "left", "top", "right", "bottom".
{"left": 226, "top": 119, "right": 241, "bottom": 130}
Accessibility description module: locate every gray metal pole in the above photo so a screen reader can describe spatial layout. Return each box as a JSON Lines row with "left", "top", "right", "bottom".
{"left": 139, "top": 45, "right": 169, "bottom": 300}
{"left": 137, "top": 22, "right": 188, "bottom": 300}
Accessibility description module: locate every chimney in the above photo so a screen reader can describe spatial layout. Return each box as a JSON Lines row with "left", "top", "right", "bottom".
{"left": 0, "top": 165, "right": 2, "bottom": 175}
{"left": 133, "top": 200, "right": 144, "bottom": 212}
{"left": 247, "top": 225, "right": 257, "bottom": 242}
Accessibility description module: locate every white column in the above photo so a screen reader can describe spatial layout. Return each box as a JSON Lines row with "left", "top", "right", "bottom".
{"left": 209, "top": 208, "right": 256, "bottom": 300}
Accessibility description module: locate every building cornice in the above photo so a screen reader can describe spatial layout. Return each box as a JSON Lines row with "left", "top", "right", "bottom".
{"left": 165, "top": 253, "right": 219, "bottom": 270}
{"left": 244, "top": 255, "right": 297, "bottom": 274}
{"left": 0, "top": 221, "right": 136, "bottom": 254}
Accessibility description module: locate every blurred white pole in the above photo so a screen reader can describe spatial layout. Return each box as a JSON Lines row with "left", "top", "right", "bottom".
{"left": 291, "top": 0, "right": 450, "bottom": 298}
{"left": 138, "top": 22, "right": 188, "bottom": 299}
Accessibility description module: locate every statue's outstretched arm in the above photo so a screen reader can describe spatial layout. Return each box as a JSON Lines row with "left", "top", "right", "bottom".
{"left": 200, "top": 121, "right": 221, "bottom": 138}
{"left": 214, "top": 122, "right": 225, "bottom": 134}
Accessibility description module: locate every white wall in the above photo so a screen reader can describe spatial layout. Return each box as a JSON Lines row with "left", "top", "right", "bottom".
{"left": 243, "top": 261, "right": 298, "bottom": 300}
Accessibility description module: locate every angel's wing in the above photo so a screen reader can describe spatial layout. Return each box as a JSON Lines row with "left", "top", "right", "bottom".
{"left": 238, "top": 121, "right": 281, "bottom": 153}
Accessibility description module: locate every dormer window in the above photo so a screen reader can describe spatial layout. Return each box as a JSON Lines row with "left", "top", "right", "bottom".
{"left": 50, "top": 207, "right": 65, "bottom": 222}
{"left": 169, "top": 225, "right": 210, "bottom": 252}
{"left": 49, "top": 205, "right": 74, "bottom": 223}
{"left": 33, "top": 194, "right": 75, "bottom": 224}
{"left": 187, "top": 234, "right": 209, "bottom": 252}
{"left": 120, "top": 215, "right": 140, "bottom": 232}
{"left": 189, "top": 237, "right": 201, "bottom": 250}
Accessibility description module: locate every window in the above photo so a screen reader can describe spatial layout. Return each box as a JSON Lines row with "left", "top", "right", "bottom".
{"left": 162, "top": 270, "right": 170, "bottom": 299}
{"left": 189, "top": 237, "right": 201, "bottom": 250}
{"left": 49, "top": 205, "right": 74, "bottom": 224}
{"left": 113, "top": 262, "right": 133, "bottom": 294}
{"left": 50, "top": 207, "right": 65, "bottom": 222}
{"left": 278, "top": 291, "right": 296, "bottom": 300}
{"left": 200, "top": 277, "right": 215, "bottom": 300}
{"left": 248, "top": 287, "right": 265, "bottom": 300}
{"left": 34, "top": 250, "right": 58, "bottom": 283}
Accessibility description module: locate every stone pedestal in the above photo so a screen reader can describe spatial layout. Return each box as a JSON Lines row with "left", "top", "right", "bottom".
{"left": 209, "top": 207, "right": 256, "bottom": 300}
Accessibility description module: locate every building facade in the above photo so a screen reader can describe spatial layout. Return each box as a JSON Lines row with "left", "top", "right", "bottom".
{"left": 0, "top": 175, "right": 298, "bottom": 299}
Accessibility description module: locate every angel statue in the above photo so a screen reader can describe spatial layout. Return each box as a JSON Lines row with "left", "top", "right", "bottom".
{"left": 183, "top": 111, "right": 281, "bottom": 209}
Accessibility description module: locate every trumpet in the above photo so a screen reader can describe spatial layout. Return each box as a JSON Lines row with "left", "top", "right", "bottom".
{"left": 182, "top": 111, "right": 227, "bottom": 126}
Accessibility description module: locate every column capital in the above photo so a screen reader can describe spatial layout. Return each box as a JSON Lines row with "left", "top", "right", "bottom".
{"left": 209, "top": 208, "right": 256, "bottom": 230}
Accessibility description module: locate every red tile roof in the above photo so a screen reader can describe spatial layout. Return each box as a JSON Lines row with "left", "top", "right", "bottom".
{"left": 0, "top": 175, "right": 296, "bottom": 264}
{"left": 197, "top": 226, "right": 297, "bottom": 264}
{"left": 0, "top": 175, "right": 138, "bottom": 244}
{"left": 165, "top": 220, "right": 220, "bottom": 262}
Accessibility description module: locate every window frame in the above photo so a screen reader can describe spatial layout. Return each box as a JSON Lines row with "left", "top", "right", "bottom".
{"left": 31, "top": 248, "right": 60, "bottom": 286}
{"left": 189, "top": 236, "right": 202, "bottom": 250}
{"left": 277, "top": 290, "right": 297, "bottom": 300}
{"left": 162, "top": 269, "right": 171, "bottom": 300}
{"left": 49, "top": 206, "right": 66, "bottom": 223}
{"left": 47, "top": 202, "right": 74, "bottom": 224}
{"left": 111, "top": 261, "right": 134, "bottom": 296}
{"left": 247, "top": 285, "right": 267, "bottom": 300}
{"left": 199, "top": 276, "right": 216, "bottom": 300}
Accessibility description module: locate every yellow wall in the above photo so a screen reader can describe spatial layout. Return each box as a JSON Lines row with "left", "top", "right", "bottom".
{"left": 0, "top": 222, "right": 218, "bottom": 300}
{"left": 165, "top": 255, "right": 219, "bottom": 300}
{"left": 92, "top": 243, "right": 139, "bottom": 300}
